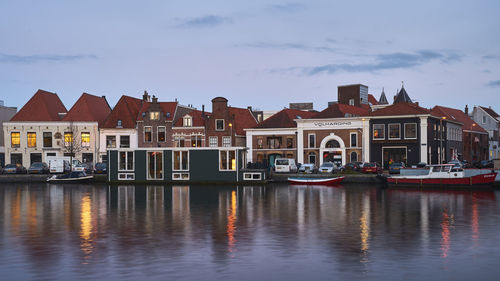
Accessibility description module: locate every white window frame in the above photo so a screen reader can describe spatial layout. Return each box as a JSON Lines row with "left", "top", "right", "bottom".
{"left": 172, "top": 150, "right": 189, "bottom": 171}
{"left": 350, "top": 132, "right": 358, "bottom": 147}
{"left": 388, "top": 123, "right": 401, "bottom": 140}
{"left": 119, "top": 135, "right": 130, "bottom": 148}
{"left": 243, "top": 172, "right": 262, "bottom": 181}
{"left": 157, "top": 126, "right": 166, "bottom": 142}
{"left": 222, "top": 136, "right": 231, "bottom": 147}
{"left": 404, "top": 123, "right": 417, "bottom": 140}
{"left": 219, "top": 149, "right": 237, "bottom": 171}
{"left": 482, "top": 115, "right": 486, "bottom": 124}
{"left": 183, "top": 116, "right": 192, "bottom": 127}
{"left": 147, "top": 151, "right": 164, "bottom": 180}
{"left": 118, "top": 151, "right": 134, "bottom": 171}
{"left": 106, "top": 135, "right": 116, "bottom": 148}
{"left": 209, "top": 136, "right": 218, "bottom": 147}
{"left": 150, "top": 111, "right": 160, "bottom": 121}
{"left": 308, "top": 133, "right": 316, "bottom": 148}
{"left": 373, "top": 124, "right": 385, "bottom": 140}
{"left": 349, "top": 99, "right": 355, "bottom": 106}
{"left": 144, "top": 126, "right": 152, "bottom": 143}
{"left": 81, "top": 132, "right": 90, "bottom": 147}
{"left": 118, "top": 173, "right": 135, "bottom": 180}
{"left": 216, "top": 119, "right": 224, "bottom": 131}
{"left": 172, "top": 173, "right": 190, "bottom": 180}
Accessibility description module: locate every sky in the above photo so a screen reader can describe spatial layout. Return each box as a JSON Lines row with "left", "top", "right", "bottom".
{"left": 1, "top": 0, "right": 499, "bottom": 113}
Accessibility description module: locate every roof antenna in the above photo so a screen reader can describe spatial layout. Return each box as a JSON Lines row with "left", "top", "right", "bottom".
{"left": 401, "top": 81, "right": 404, "bottom": 88}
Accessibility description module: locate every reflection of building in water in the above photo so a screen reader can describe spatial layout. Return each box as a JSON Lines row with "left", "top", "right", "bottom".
{"left": 80, "top": 194, "right": 93, "bottom": 264}
{"left": 146, "top": 186, "right": 165, "bottom": 228}
{"left": 118, "top": 186, "right": 135, "bottom": 213}
{"left": 172, "top": 186, "right": 191, "bottom": 233}
{"left": 217, "top": 189, "right": 238, "bottom": 253}
{"left": 360, "top": 193, "right": 370, "bottom": 254}
{"left": 441, "top": 209, "right": 451, "bottom": 258}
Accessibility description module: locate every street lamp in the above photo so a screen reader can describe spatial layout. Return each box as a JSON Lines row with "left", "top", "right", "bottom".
{"left": 229, "top": 123, "right": 233, "bottom": 146}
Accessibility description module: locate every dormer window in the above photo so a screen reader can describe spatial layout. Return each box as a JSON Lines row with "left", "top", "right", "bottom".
{"left": 183, "top": 115, "right": 193, "bottom": 127}
{"left": 150, "top": 112, "right": 160, "bottom": 120}
{"left": 117, "top": 120, "right": 122, "bottom": 128}
{"left": 216, "top": 119, "right": 224, "bottom": 131}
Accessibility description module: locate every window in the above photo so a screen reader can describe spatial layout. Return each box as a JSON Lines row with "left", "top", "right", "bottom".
{"left": 404, "top": 123, "right": 417, "bottom": 139}
{"left": 183, "top": 116, "right": 192, "bottom": 127}
{"left": 150, "top": 112, "right": 160, "bottom": 121}
{"left": 174, "top": 136, "right": 185, "bottom": 147}
{"left": 147, "top": 151, "right": 163, "bottom": 180}
{"left": 220, "top": 150, "right": 236, "bottom": 170}
{"left": 117, "top": 120, "right": 122, "bottom": 127}
{"left": 64, "top": 132, "right": 73, "bottom": 146}
{"left": 373, "top": 124, "right": 385, "bottom": 140}
{"left": 119, "top": 151, "right": 134, "bottom": 171}
{"left": 106, "top": 136, "right": 116, "bottom": 148}
{"left": 216, "top": 119, "right": 224, "bottom": 131}
{"left": 308, "top": 152, "right": 316, "bottom": 165}
{"left": 349, "top": 99, "right": 355, "bottom": 106}
{"left": 173, "top": 151, "right": 189, "bottom": 171}
{"left": 388, "top": 124, "right": 400, "bottom": 139}
{"left": 287, "top": 137, "right": 293, "bottom": 148}
{"left": 267, "top": 137, "right": 281, "bottom": 149}
{"left": 482, "top": 116, "right": 486, "bottom": 124}
{"left": 257, "top": 138, "right": 263, "bottom": 149}
{"left": 144, "top": 126, "right": 152, "bottom": 142}
{"left": 81, "top": 132, "right": 90, "bottom": 147}
{"left": 350, "top": 133, "right": 357, "bottom": 147}
{"left": 120, "top": 136, "right": 130, "bottom": 148}
{"left": 350, "top": 151, "right": 358, "bottom": 162}
{"left": 191, "top": 135, "right": 202, "bottom": 147}
{"left": 222, "top": 136, "right": 231, "bottom": 147}
{"left": 209, "top": 136, "right": 218, "bottom": 147}
{"left": 158, "top": 126, "right": 166, "bottom": 142}
{"left": 308, "top": 134, "right": 316, "bottom": 148}
{"left": 43, "top": 132, "right": 52, "bottom": 148}
{"left": 27, "top": 132, "right": 36, "bottom": 148}
{"left": 11, "top": 132, "right": 20, "bottom": 148}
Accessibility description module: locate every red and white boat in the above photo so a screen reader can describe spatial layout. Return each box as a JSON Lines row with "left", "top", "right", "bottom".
{"left": 386, "top": 164, "right": 496, "bottom": 187}
{"left": 288, "top": 176, "right": 345, "bottom": 186}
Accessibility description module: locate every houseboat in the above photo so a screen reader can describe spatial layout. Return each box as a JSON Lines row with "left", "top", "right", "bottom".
{"left": 386, "top": 164, "right": 496, "bottom": 187}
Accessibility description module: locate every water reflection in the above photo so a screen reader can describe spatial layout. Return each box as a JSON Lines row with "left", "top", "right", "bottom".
{"left": 0, "top": 184, "right": 499, "bottom": 280}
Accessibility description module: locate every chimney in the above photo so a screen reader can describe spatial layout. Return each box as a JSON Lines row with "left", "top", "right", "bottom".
{"left": 465, "top": 105, "right": 469, "bottom": 115}
{"left": 202, "top": 105, "right": 205, "bottom": 118}
{"left": 142, "top": 91, "right": 150, "bottom": 102}
{"left": 152, "top": 95, "right": 158, "bottom": 104}
{"left": 415, "top": 102, "right": 419, "bottom": 107}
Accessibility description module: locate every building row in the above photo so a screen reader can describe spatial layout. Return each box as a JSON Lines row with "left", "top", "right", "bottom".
{"left": 1, "top": 85, "right": 498, "bottom": 176}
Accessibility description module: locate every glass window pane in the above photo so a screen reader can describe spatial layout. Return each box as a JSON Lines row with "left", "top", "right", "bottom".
{"left": 181, "top": 151, "right": 188, "bottom": 170}
{"left": 174, "top": 151, "right": 180, "bottom": 170}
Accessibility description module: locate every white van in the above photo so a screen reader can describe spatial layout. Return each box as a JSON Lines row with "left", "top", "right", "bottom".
{"left": 274, "top": 158, "right": 298, "bottom": 173}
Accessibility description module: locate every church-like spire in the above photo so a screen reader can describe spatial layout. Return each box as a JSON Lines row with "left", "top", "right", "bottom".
{"left": 393, "top": 85, "right": 412, "bottom": 104}
{"left": 379, "top": 87, "right": 388, "bottom": 104}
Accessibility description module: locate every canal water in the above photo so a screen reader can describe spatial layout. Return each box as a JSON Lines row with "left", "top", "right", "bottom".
{"left": 1, "top": 184, "right": 499, "bottom": 281}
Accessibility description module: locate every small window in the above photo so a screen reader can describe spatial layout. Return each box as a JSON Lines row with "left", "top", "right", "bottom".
{"left": 150, "top": 112, "right": 160, "bottom": 121}
{"left": 216, "top": 119, "right": 224, "bottom": 131}
{"left": 81, "top": 132, "right": 90, "bottom": 147}
{"left": 117, "top": 120, "right": 122, "bottom": 127}
{"left": 388, "top": 124, "right": 401, "bottom": 139}
{"left": 349, "top": 99, "right": 355, "bottom": 106}
{"left": 43, "top": 132, "right": 52, "bottom": 148}
{"left": 191, "top": 135, "right": 203, "bottom": 147}
{"left": 27, "top": 132, "right": 36, "bottom": 148}
{"left": 183, "top": 116, "right": 192, "bottom": 127}
{"left": 268, "top": 137, "right": 281, "bottom": 149}
{"left": 287, "top": 137, "right": 293, "bottom": 148}
{"left": 158, "top": 126, "right": 166, "bottom": 142}
{"left": 220, "top": 150, "right": 236, "bottom": 171}
{"left": 350, "top": 132, "right": 357, "bottom": 147}
{"left": 120, "top": 135, "right": 130, "bottom": 148}
{"left": 209, "top": 136, "right": 218, "bottom": 147}
{"left": 106, "top": 136, "right": 116, "bottom": 148}
{"left": 144, "top": 126, "right": 152, "bottom": 142}
{"left": 64, "top": 132, "right": 73, "bottom": 146}
{"left": 308, "top": 134, "right": 316, "bottom": 148}
{"left": 257, "top": 138, "right": 263, "bottom": 149}
{"left": 373, "top": 124, "right": 385, "bottom": 140}
{"left": 482, "top": 116, "right": 486, "bottom": 124}
{"left": 222, "top": 136, "right": 231, "bottom": 147}
{"left": 11, "top": 132, "right": 20, "bottom": 148}
{"left": 404, "top": 123, "right": 417, "bottom": 139}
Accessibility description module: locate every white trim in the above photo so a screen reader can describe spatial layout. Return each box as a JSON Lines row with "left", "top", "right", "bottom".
{"left": 173, "top": 126, "right": 205, "bottom": 130}
{"left": 319, "top": 133, "right": 346, "bottom": 166}
{"left": 404, "top": 123, "right": 418, "bottom": 140}
{"left": 350, "top": 132, "right": 358, "bottom": 147}
{"left": 172, "top": 173, "right": 190, "bottom": 180}
{"left": 373, "top": 124, "right": 385, "bottom": 140}
{"left": 108, "top": 146, "right": 248, "bottom": 151}
{"left": 144, "top": 126, "right": 152, "bottom": 143}
{"left": 157, "top": 126, "right": 166, "bottom": 142}
{"left": 388, "top": 123, "right": 401, "bottom": 140}
{"left": 118, "top": 151, "right": 134, "bottom": 172}
{"left": 172, "top": 150, "right": 189, "bottom": 171}
{"left": 219, "top": 149, "right": 237, "bottom": 171}
{"left": 215, "top": 119, "right": 225, "bottom": 131}
{"left": 147, "top": 151, "right": 164, "bottom": 180}
{"left": 420, "top": 117, "right": 428, "bottom": 164}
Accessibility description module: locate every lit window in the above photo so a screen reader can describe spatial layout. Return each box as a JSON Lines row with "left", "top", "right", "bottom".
{"left": 11, "top": 132, "right": 20, "bottom": 148}
{"left": 158, "top": 126, "right": 166, "bottom": 142}
{"left": 173, "top": 150, "right": 189, "bottom": 171}
{"left": 81, "top": 132, "right": 90, "bottom": 147}
{"left": 222, "top": 136, "right": 231, "bottom": 147}
{"left": 144, "top": 127, "right": 152, "bottom": 142}
{"left": 191, "top": 135, "right": 202, "bottom": 147}
{"left": 388, "top": 124, "right": 400, "bottom": 139}
{"left": 220, "top": 150, "right": 236, "bottom": 170}
{"left": 64, "top": 132, "right": 73, "bottom": 146}
{"left": 183, "top": 116, "right": 192, "bottom": 127}
{"left": 216, "top": 119, "right": 224, "bottom": 131}
{"left": 150, "top": 112, "right": 160, "bottom": 121}
{"left": 373, "top": 124, "right": 385, "bottom": 140}
{"left": 27, "top": 132, "right": 36, "bottom": 148}
{"left": 209, "top": 136, "right": 218, "bottom": 147}
{"left": 119, "top": 151, "right": 134, "bottom": 171}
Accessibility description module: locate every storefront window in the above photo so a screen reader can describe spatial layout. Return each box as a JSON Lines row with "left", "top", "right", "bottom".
{"left": 119, "top": 151, "right": 134, "bottom": 171}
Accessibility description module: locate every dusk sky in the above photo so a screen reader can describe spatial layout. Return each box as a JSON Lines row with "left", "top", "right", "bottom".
{"left": 1, "top": 0, "right": 499, "bottom": 112}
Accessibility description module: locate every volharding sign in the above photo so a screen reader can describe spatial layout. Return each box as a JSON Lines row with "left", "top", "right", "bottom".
{"left": 314, "top": 121, "right": 352, "bottom": 127}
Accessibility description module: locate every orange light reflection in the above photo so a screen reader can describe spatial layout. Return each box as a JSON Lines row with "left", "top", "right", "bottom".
{"left": 80, "top": 194, "right": 93, "bottom": 264}
{"left": 227, "top": 191, "right": 237, "bottom": 253}
{"left": 441, "top": 209, "right": 450, "bottom": 258}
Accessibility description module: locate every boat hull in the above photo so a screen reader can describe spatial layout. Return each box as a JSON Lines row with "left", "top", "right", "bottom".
{"left": 387, "top": 172, "right": 496, "bottom": 187}
{"left": 288, "top": 177, "right": 344, "bottom": 186}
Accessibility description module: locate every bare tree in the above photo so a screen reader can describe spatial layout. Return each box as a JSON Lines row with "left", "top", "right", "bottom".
{"left": 62, "top": 121, "right": 82, "bottom": 171}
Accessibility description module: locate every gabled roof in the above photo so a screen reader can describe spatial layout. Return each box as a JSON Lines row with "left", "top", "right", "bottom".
{"left": 174, "top": 108, "right": 210, "bottom": 127}
{"left": 393, "top": 87, "right": 412, "bottom": 104}
{"left": 101, "top": 95, "right": 143, "bottom": 129}
{"left": 137, "top": 101, "right": 178, "bottom": 121}
{"left": 11, "top": 89, "right": 67, "bottom": 121}
{"left": 313, "top": 103, "right": 369, "bottom": 119}
{"left": 369, "top": 102, "right": 430, "bottom": 116}
{"left": 63, "top": 93, "right": 111, "bottom": 124}
{"left": 432, "top": 106, "right": 487, "bottom": 133}
{"left": 480, "top": 106, "right": 499, "bottom": 119}
{"left": 368, "top": 94, "right": 378, "bottom": 105}
{"left": 379, "top": 89, "right": 388, "bottom": 104}
{"left": 229, "top": 107, "right": 259, "bottom": 135}
{"left": 253, "top": 108, "right": 317, "bottom": 129}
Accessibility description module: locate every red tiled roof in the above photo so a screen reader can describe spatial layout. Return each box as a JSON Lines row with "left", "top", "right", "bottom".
{"left": 368, "top": 102, "right": 430, "bottom": 116}
{"left": 368, "top": 94, "right": 378, "bottom": 105}
{"left": 63, "top": 93, "right": 111, "bottom": 124}
{"left": 431, "top": 106, "right": 487, "bottom": 133}
{"left": 313, "top": 103, "right": 369, "bottom": 119}
{"left": 101, "top": 95, "right": 143, "bottom": 128}
{"left": 253, "top": 109, "right": 317, "bottom": 129}
{"left": 137, "top": 101, "right": 178, "bottom": 121}
{"left": 11, "top": 89, "right": 67, "bottom": 121}
{"left": 174, "top": 109, "right": 210, "bottom": 127}
{"left": 229, "top": 107, "right": 258, "bottom": 134}
{"left": 480, "top": 106, "right": 499, "bottom": 118}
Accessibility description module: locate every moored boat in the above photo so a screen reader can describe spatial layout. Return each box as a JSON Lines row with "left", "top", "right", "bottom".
{"left": 386, "top": 164, "right": 496, "bottom": 187}
{"left": 47, "top": 171, "right": 94, "bottom": 183}
{"left": 288, "top": 176, "right": 344, "bottom": 185}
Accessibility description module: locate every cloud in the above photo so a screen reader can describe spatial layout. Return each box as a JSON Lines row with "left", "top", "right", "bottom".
{"left": 482, "top": 55, "right": 499, "bottom": 60}
{"left": 0, "top": 53, "right": 97, "bottom": 64}
{"left": 177, "top": 15, "right": 231, "bottom": 28}
{"left": 240, "top": 42, "right": 336, "bottom": 53}
{"left": 269, "top": 2, "right": 306, "bottom": 13}
{"left": 487, "top": 80, "right": 500, "bottom": 87}
{"left": 298, "top": 50, "right": 462, "bottom": 75}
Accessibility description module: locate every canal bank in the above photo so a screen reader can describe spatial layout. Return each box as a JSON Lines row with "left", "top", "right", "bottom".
{"left": 0, "top": 174, "right": 107, "bottom": 183}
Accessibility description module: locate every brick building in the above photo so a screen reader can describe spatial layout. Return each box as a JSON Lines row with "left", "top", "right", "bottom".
{"left": 136, "top": 92, "right": 177, "bottom": 148}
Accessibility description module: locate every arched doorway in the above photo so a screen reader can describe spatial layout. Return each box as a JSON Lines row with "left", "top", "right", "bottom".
{"left": 320, "top": 133, "right": 346, "bottom": 166}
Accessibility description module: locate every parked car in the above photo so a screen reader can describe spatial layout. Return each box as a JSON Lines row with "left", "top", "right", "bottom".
{"left": 73, "top": 164, "right": 87, "bottom": 172}
{"left": 3, "top": 164, "right": 27, "bottom": 174}
{"left": 389, "top": 162, "right": 406, "bottom": 174}
{"left": 354, "top": 162, "right": 365, "bottom": 169}
{"left": 318, "top": 162, "right": 336, "bottom": 173}
{"left": 274, "top": 158, "right": 298, "bottom": 173}
{"left": 298, "top": 163, "right": 317, "bottom": 174}
{"left": 362, "top": 162, "right": 382, "bottom": 174}
{"left": 28, "top": 162, "right": 49, "bottom": 174}
{"left": 82, "top": 162, "right": 94, "bottom": 174}
{"left": 94, "top": 162, "right": 107, "bottom": 174}
{"left": 341, "top": 162, "right": 361, "bottom": 172}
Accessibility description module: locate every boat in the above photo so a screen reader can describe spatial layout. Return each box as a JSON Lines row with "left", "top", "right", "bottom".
{"left": 386, "top": 164, "right": 496, "bottom": 187}
{"left": 47, "top": 171, "right": 94, "bottom": 183}
{"left": 288, "top": 176, "right": 345, "bottom": 185}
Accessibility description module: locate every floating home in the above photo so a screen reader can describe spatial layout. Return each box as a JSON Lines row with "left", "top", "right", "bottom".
{"left": 107, "top": 147, "right": 265, "bottom": 183}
